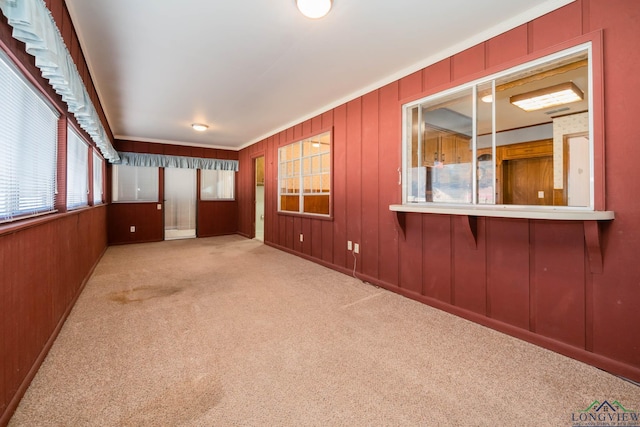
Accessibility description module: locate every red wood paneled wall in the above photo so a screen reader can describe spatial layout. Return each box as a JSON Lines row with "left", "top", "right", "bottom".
{"left": 108, "top": 140, "right": 239, "bottom": 244}
{"left": 0, "top": 209, "right": 108, "bottom": 426}
{"left": 1, "top": 1, "right": 112, "bottom": 423}
{"left": 238, "top": 0, "right": 640, "bottom": 382}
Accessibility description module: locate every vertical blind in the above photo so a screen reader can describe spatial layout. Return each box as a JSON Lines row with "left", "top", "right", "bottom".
{"left": 66, "top": 127, "right": 88, "bottom": 209}
{"left": 93, "top": 151, "right": 103, "bottom": 205}
{"left": 0, "top": 51, "right": 58, "bottom": 222}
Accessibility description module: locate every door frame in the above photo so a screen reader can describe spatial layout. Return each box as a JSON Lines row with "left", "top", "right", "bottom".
{"left": 252, "top": 153, "right": 266, "bottom": 240}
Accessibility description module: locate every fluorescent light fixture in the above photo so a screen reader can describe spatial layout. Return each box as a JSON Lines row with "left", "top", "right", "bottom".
{"left": 297, "top": 0, "right": 332, "bottom": 19}
{"left": 510, "top": 82, "right": 583, "bottom": 112}
{"left": 191, "top": 123, "right": 209, "bottom": 132}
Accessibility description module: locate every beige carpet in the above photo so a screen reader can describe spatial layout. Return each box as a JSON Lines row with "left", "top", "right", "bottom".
{"left": 9, "top": 235, "right": 639, "bottom": 426}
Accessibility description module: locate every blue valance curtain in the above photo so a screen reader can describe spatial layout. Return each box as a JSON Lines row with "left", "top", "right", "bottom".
{"left": 0, "top": 0, "right": 120, "bottom": 162}
{"left": 116, "top": 152, "right": 239, "bottom": 171}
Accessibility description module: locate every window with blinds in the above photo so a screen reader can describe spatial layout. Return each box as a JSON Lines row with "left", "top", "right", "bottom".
{"left": 93, "top": 151, "right": 104, "bottom": 205}
{"left": 0, "top": 51, "right": 59, "bottom": 223}
{"left": 200, "top": 169, "right": 235, "bottom": 200}
{"left": 67, "top": 127, "right": 89, "bottom": 209}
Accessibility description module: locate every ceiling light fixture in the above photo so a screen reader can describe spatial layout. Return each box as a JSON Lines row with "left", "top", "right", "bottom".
{"left": 481, "top": 94, "right": 493, "bottom": 103}
{"left": 510, "top": 81, "right": 583, "bottom": 112}
{"left": 296, "top": 0, "right": 332, "bottom": 19}
{"left": 191, "top": 123, "right": 209, "bottom": 132}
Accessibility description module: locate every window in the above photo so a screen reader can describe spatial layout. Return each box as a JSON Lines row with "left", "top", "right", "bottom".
{"left": 0, "top": 51, "right": 59, "bottom": 222}
{"left": 278, "top": 131, "right": 331, "bottom": 216}
{"left": 403, "top": 44, "right": 593, "bottom": 210}
{"left": 67, "top": 127, "right": 89, "bottom": 209}
{"left": 201, "top": 169, "right": 235, "bottom": 200}
{"left": 112, "top": 165, "right": 159, "bottom": 202}
{"left": 93, "top": 151, "right": 104, "bottom": 205}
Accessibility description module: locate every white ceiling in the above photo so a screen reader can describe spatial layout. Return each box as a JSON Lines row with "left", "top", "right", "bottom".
{"left": 65, "top": 0, "right": 574, "bottom": 150}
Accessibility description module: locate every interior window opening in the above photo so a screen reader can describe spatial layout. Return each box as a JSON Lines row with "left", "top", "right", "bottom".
{"left": 404, "top": 46, "right": 591, "bottom": 209}
{"left": 278, "top": 131, "right": 332, "bottom": 216}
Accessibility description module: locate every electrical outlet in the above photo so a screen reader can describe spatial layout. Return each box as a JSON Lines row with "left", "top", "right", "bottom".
{"left": 299, "top": 234, "right": 304, "bottom": 242}
{"left": 354, "top": 243, "right": 360, "bottom": 254}
{"left": 347, "top": 241, "right": 353, "bottom": 251}
{"left": 130, "top": 226, "right": 136, "bottom": 233}
{"left": 157, "top": 203, "right": 162, "bottom": 210}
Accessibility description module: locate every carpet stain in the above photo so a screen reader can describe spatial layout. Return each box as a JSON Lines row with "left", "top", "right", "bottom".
{"left": 108, "top": 285, "right": 182, "bottom": 304}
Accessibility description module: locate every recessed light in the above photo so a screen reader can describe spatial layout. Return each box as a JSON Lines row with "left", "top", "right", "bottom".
{"left": 191, "top": 123, "right": 208, "bottom": 132}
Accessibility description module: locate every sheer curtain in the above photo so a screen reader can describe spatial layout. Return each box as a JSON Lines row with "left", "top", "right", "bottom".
{"left": 164, "top": 167, "right": 196, "bottom": 239}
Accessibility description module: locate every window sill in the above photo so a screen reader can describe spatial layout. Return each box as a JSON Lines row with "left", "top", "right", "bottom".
{"left": 277, "top": 211, "right": 333, "bottom": 221}
{"left": 389, "top": 204, "right": 613, "bottom": 274}
{"left": 389, "top": 204, "right": 614, "bottom": 221}
{"left": 0, "top": 205, "right": 106, "bottom": 237}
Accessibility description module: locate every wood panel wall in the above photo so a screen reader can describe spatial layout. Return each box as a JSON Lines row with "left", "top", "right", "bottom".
{"left": 238, "top": 0, "right": 640, "bottom": 382}
{"left": 1, "top": 1, "right": 113, "bottom": 423}
{"left": 0, "top": 208, "right": 108, "bottom": 426}
{"left": 108, "top": 140, "right": 239, "bottom": 245}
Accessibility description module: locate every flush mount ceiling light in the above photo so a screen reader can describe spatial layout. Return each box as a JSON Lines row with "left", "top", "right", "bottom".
{"left": 510, "top": 81, "right": 584, "bottom": 112}
{"left": 191, "top": 123, "right": 209, "bottom": 132}
{"left": 296, "top": 0, "right": 332, "bottom": 19}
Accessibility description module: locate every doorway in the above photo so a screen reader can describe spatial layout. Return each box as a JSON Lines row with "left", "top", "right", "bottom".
{"left": 503, "top": 156, "right": 554, "bottom": 206}
{"left": 254, "top": 156, "right": 265, "bottom": 241}
{"left": 564, "top": 134, "right": 590, "bottom": 207}
{"left": 164, "top": 167, "right": 197, "bottom": 240}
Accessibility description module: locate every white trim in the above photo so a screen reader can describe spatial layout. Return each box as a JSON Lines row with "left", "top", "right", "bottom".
{"left": 389, "top": 204, "right": 614, "bottom": 221}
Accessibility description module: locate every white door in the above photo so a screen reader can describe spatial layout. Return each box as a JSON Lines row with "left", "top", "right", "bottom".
{"left": 567, "top": 135, "right": 590, "bottom": 207}
{"left": 164, "top": 167, "right": 196, "bottom": 240}
{"left": 255, "top": 156, "right": 265, "bottom": 241}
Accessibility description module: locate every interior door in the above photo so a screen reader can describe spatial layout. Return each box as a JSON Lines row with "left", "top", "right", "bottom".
{"left": 503, "top": 156, "right": 553, "bottom": 205}
{"left": 255, "top": 156, "right": 265, "bottom": 241}
{"left": 566, "top": 135, "right": 590, "bottom": 207}
{"left": 164, "top": 167, "right": 196, "bottom": 240}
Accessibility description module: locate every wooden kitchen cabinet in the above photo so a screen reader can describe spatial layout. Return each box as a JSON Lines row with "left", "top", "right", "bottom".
{"left": 422, "top": 126, "right": 471, "bottom": 166}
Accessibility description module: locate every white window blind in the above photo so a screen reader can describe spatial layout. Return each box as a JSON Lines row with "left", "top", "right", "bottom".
{"left": 67, "top": 127, "right": 89, "bottom": 209}
{"left": 0, "top": 51, "right": 58, "bottom": 222}
{"left": 201, "top": 169, "right": 235, "bottom": 200}
{"left": 93, "top": 151, "right": 103, "bottom": 205}
{"left": 112, "top": 165, "right": 159, "bottom": 202}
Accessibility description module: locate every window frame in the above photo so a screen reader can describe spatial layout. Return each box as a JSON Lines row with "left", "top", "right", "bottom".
{"left": 0, "top": 49, "right": 60, "bottom": 223}
{"left": 396, "top": 36, "right": 612, "bottom": 220}
{"left": 277, "top": 129, "right": 333, "bottom": 218}
{"left": 111, "top": 164, "right": 160, "bottom": 203}
{"left": 66, "top": 125, "right": 90, "bottom": 210}
{"left": 93, "top": 150, "right": 104, "bottom": 205}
